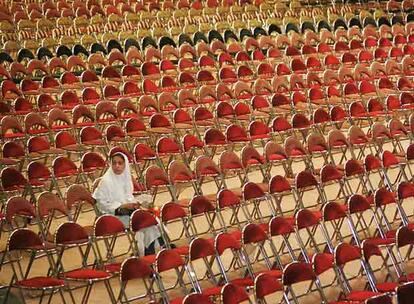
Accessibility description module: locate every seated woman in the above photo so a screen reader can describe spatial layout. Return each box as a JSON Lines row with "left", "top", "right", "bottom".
{"left": 92, "top": 152, "right": 163, "bottom": 256}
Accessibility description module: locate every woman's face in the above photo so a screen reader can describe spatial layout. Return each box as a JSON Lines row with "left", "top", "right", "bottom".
{"left": 111, "top": 155, "right": 126, "bottom": 175}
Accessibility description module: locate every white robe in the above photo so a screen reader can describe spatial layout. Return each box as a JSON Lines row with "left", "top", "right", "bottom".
{"left": 92, "top": 153, "right": 160, "bottom": 256}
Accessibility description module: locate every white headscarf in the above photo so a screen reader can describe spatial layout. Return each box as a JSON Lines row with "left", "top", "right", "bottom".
{"left": 92, "top": 152, "right": 135, "bottom": 214}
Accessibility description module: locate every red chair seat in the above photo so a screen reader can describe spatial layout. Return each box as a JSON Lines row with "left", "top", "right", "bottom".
{"left": 103, "top": 263, "right": 121, "bottom": 273}
{"left": 170, "top": 296, "right": 185, "bottom": 304}
{"left": 399, "top": 273, "right": 414, "bottom": 282}
{"left": 62, "top": 269, "right": 111, "bottom": 280}
{"left": 55, "top": 169, "right": 78, "bottom": 178}
{"left": 387, "top": 223, "right": 414, "bottom": 238}
{"left": 39, "top": 148, "right": 65, "bottom": 155}
{"left": 150, "top": 179, "right": 168, "bottom": 187}
{"left": 3, "top": 132, "right": 25, "bottom": 139}
{"left": 174, "top": 173, "right": 195, "bottom": 182}
{"left": 258, "top": 269, "right": 283, "bottom": 279}
{"left": 200, "top": 167, "right": 220, "bottom": 176}
{"left": 0, "top": 158, "right": 17, "bottom": 166}
{"left": 290, "top": 148, "right": 306, "bottom": 156}
{"left": 27, "top": 129, "right": 49, "bottom": 135}
{"left": 126, "top": 131, "right": 148, "bottom": 138}
{"left": 3, "top": 185, "right": 26, "bottom": 191}
{"left": 229, "top": 136, "right": 248, "bottom": 142}
{"left": 230, "top": 230, "right": 242, "bottom": 241}
{"left": 311, "top": 145, "right": 327, "bottom": 152}
{"left": 173, "top": 245, "right": 189, "bottom": 255}
{"left": 29, "top": 179, "right": 46, "bottom": 187}
{"left": 15, "top": 276, "right": 65, "bottom": 289}
{"left": 142, "top": 254, "right": 156, "bottom": 264}
{"left": 345, "top": 290, "right": 381, "bottom": 301}
{"left": 352, "top": 138, "right": 368, "bottom": 145}
{"left": 201, "top": 285, "right": 222, "bottom": 296}
{"left": 268, "top": 153, "right": 287, "bottom": 161}
{"left": 230, "top": 277, "right": 254, "bottom": 286}
{"left": 83, "top": 139, "right": 105, "bottom": 146}
{"left": 246, "top": 158, "right": 265, "bottom": 165}
{"left": 364, "top": 237, "right": 395, "bottom": 246}
{"left": 376, "top": 281, "right": 398, "bottom": 292}
{"left": 250, "top": 134, "right": 270, "bottom": 140}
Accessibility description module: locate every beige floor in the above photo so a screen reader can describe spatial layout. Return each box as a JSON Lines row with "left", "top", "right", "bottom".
{"left": 1, "top": 137, "right": 413, "bottom": 303}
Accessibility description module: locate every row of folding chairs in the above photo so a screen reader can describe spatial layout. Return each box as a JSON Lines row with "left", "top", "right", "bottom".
{"left": 5, "top": 198, "right": 414, "bottom": 304}
{"left": 7, "top": 23, "right": 414, "bottom": 68}
{"left": 6, "top": 52, "right": 414, "bottom": 98}
{"left": 2, "top": 118, "right": 414, "bottom": 201}
{"left": 4, "top": 34, "right": 414, "bottom": 85}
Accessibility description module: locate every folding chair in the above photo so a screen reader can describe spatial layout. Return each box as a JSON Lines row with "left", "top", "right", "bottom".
{"left": 156, "top": 136, "right": 188, "bottom": 170}
{"left": 128, "top": 209, "right": 164, "bottom": 260}
{"left": 168, "top": 160, "right": 201, "bottom": 200}
{"left": 0, "top": 167, "right": 34, "bottom": 203}
{"left": 395, "top": 226, "right": 414, "bottom": 282}
{"left": 254, "top": 273, "right": 286, "bottom": 304}
{"left": 320, "top": 163, "right": 349, "bottom": 202}
{"left": 264, "top": 141, "right": 291, "bottom": 178}
{"left": 405, "top": 144, "right": 414, "bottom": 179}
{"left": 333, "top": 242, "right": 382, "bottom": 302}
{"left": 369, "top": 122, "right": 394, "bottom": 154}
{"left": 145, "top": 165, "right": 175, "bottom": 203}
{"left": 117, "top": 256, "right": 161, "bottom": 303}
{"left": 271, "top": 116, "right": 293, "bottom": 142}
{"left": 27, "top": 160, "right": 60, "bottom": 196}
{"left": 373, "top": 187, "right": 409, "bottom": 239}
{"left": 364, "top": 152, "right": 393, "bottom": 190}
{"left": 3, "top": 196, "right": 36, "bottom": 231}
{"left": 216, "top": 188, "right": 251, "bottom": 231}
{"left": 219, "top": 151, "right": 247, "bottom": 191}
{"left": 241, "top": 145, "right": 269, "bottom": 183}
{"left": 213, "top": 232, "right": 256, "bottom": 288}
{"left": 183, "top": 134, "right": 207, "bottom": 164}
{"left": 186, "top": 237, "right": 224, "bottom": 298}
{"left": 91, "top": 214, "right": 130, "bottom": 275}
{"left": 361, "top": 240, "right": 399, "bottom": 293}
{"left": 243, "top": 181, "right": 276, "bottom": 220}
{"left": 397, "top": 181, "right": 414, "bottom": 225}
{"left": 36, "top": 191, "right": 70, "bottom": 239}
{"left": 282, "top": 262, "right": 327, "bottom": 304}
{"left": 294, "top": 170, "right": 326, "bottom": 210}
{"left": 346, "top": 194, "right": 395, "bottom": 248}
{"left": 381, "top": 150, "right": 410, "bottom": 190}
{"left": 295, "top": 208, "right": 333, "bottom": 263}
{"left": 195, "top": 155, "right": 224, "bottom": 199}
{"left": 221, "top": 283, "right": 252, "bottom": 304}
{"left": 52, "top": 156, "right": 85, "bottom": 188}
{"left": 183, "top": 293, "right": 214, "bottom": 304}
{"left": 348, "top": 125, "right": 377, "bottom": 160}
{"left": 80, "top": 151, "right": 106, "bottom": 187}
{"left": 241, "top": 223, "right": 284, "bottom": 278}
{"left": 268, "top": 175, "right": 297, "bottom": 216}
{"left": 188, "top": 195, "right": 220, "bottom": 238}
{"left": 4, "top": 229, "right": 67, "bottom": 304}
{"left": 306, "top": 132, "right": 331, "bottom": 171}
{"left": 54, "top": 222, "right": 115, "bottom": 304}
{"left": 327, "top": 129, "right": 353, "bottom": 166}
{"left": 343, "top": 159, "right": 373, "bottom": 195}
{"left": 155, "top": 249, "right": 194, "bottom": 303}
{"left": 160, "top": 201, "right": 192, "bottom": 249}
{"left": 284, "top": 136, "right": 313, "bottom": 175}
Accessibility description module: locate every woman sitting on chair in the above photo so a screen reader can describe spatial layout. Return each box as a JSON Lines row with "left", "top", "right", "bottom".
{"left": 92, "top": 152, "right": 163, "bottom": 256}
